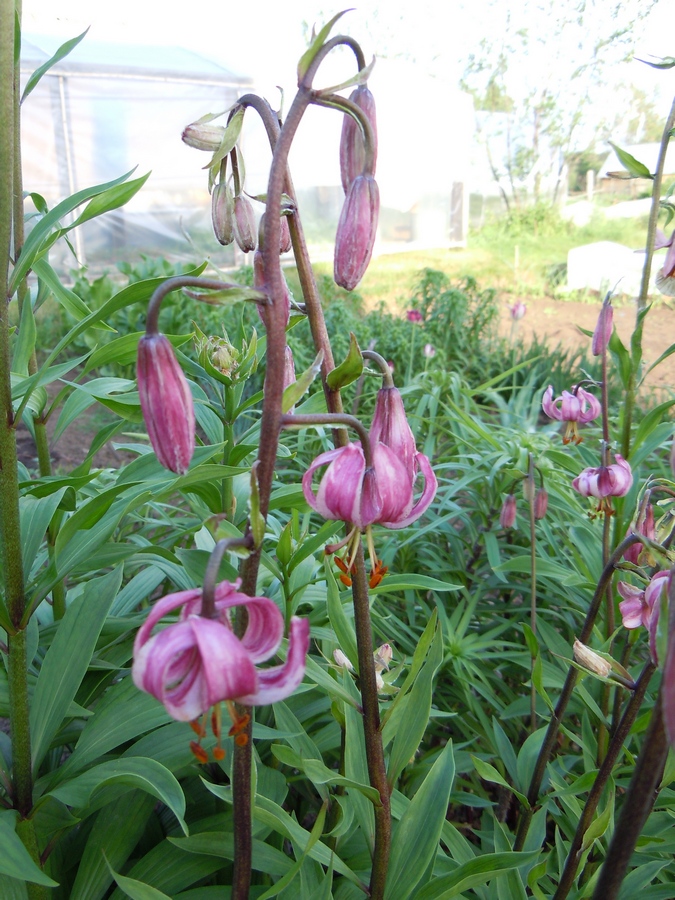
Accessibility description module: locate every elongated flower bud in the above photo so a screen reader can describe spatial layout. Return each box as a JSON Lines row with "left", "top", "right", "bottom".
{"left": 534, "top": 488, "right": 548, "bottom": 520}
{"left": 499, "top": 494, "right": 516, "bottom": 529}
{"left": 233, "top": 194, "right": 257, "bottom": 253}
{"left": 137, "top": 334, "right": 195, "bottom": 474}
{"left": 334, "top": 174, "right": 379, "bottom": 291}
{"left": 573, "top": 640, "right": 612, "bottom": 678}
{"left": 212, "top": 182, "right": 234, "bottom": 245}
{"left": 182, "top": 122, "right": 225, "bottom": 151}
{"left": 340, "top": 85, "right": 378, "bottom": 192}
{"left": 279, "top": 216, "right": 292, "bottom": 253}
{"left": 592, "top": 296, "right": 613, "bottom": 356}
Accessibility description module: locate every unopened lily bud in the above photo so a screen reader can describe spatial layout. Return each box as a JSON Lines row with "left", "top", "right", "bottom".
{"left": 212, "top": 182, "right": 234, "bottom": 245}
{"left": 334, "top": 174, "right": 379, "bottom": 291}
{"left": 573, "top": 639, "right": 612, "bottom": 678}
{"left": 210, "top": 337, "right": 239, "bottom": 378}
{"left": 374, "top": 643, "right": 392, "bottom": 672}
{"left": 499, "top": 494, "right": 516, "bottom": 529}
{"left": 182, "top": 122, "right": 225, "bottom": 151}
{"left": 233, "top": 194, "right": 257, "bottom": 253}
{"left": 137, "top": 333, "right": 195, "bottom": 474}
{"left": 333, "top": 649, "right": 354, "bottom": 671}
{"left": 340, "top": 85, "right": 378, "bottom": 192}
{"left": 534, "top": 488, "right": 548, "bottom": 519}
{"left": 279, "top": 216, "right": 292, "bottom": 254}
{"left": 592, "top": 296, "right": 613, "bottom": 356}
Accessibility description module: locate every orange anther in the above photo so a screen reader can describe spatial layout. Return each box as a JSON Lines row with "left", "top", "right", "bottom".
{"left": 189, "top": 741, "right": 209, "bottom": 764}
{"left": 228, "top": 713, "right": 251, "bottom": 737}
{"left": 189, "top": 720, "right": 206, "bottom": 737}
{"left": 213, "top": 747, "right": 226, "bottom": 761}
{"left": 339, "top": 573, "right": 353, "bottom": 587}
{"left": 235, "top": 733, "right": 249, "bottom": 747}
{"left": 334, "top": 557, "right": 351, "bottom": 575}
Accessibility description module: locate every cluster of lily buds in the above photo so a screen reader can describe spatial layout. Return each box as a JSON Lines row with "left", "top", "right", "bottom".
{"left": 618, "top": 570, "right": 669, "bottom": 664}
{"left": 542, "top": 385, "right": 601, "bottom": 445}
{"left": 137, "top": 333, "right": 195, "bottom": 475}
{"left": 572, "top": 453, "right": 633, "bottom": 514}
{"left": 339, "top": 84, "right": 378, "bottom": 192}
{"left": 303, "top": 385, "right": 437, "bottom": 530}
{"left": 132, "top": 579, "right": 310, "bottom": 723}
{"left": 591, "top": 295, "right": 613, "bottom": 355}
{"left": 654, "top": 228, "right": 675, "bottom": 297}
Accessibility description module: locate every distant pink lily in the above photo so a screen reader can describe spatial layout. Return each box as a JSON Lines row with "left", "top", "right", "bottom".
{"left": 542, "top": 385, "right": 601, "bottom": 445}
{"left": 132, "top": 580, "right": 309, "bottom": 746}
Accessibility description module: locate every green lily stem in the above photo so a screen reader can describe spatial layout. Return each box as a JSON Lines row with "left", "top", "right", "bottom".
{"left": 351, "top": 539, "right": 391, "bottom": 900}
{"left": 553, "top": 659, "right": 655, "bottom": 900}
{"left": 528, "top": 461, "right": 537, "bottom": 734}
{"left": 514, "top": 532, "right": 642, "bottom": 851}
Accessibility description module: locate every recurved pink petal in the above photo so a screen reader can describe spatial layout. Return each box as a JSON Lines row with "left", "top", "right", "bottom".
{"left": 237, "top": 616, "right": 310, "bottom": 706}
{"left": 380, "top": 451, "right": 438, "bottom": 529}
{"left": 542, "top": 385, "right": 560, "bottom": 420}
{"left": 617, "top": 582, "right": 647, "bottom": 629}
{"left": 577, "top": 388, "right": 601, "bottom": 424}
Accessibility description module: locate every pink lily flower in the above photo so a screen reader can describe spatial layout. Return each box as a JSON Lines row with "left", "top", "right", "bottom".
{"left": 655, "top": 228, "right": 675, "bottom": 297}
{"left": 509, "top": 301, "right": 526, "bottom": 321}
{"left": 618, "top": 571, "right": 669, "bottom": 665}
{"left": 542, "top": 385, "right": 601, "bottom": 445}
{"left": 623, "top": 502, "right": 655, "bottom": 565}
{"left": 572, "top": 453, "right": 632, "bottom": 515}
{"left": 132, "top": 580, "right": 309, "bottom": 722}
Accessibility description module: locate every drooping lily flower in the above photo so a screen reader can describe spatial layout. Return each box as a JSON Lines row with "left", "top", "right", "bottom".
{"left": 542, "top": 385, "right": 601, "bottom": 444}
{"left": 132, "top": 580, "right": 309, "bottom": 723}
{"left": 618, "top": 570, "right": 669, "bottom": 664}
{"left": 137, "top": 333, "right": 195, "bottom": 474}
{"left": 572, "top": 453, "right": 632, "bottom": 514}
{"left": 654, "top": 228, "right": 675, "bottom": 297}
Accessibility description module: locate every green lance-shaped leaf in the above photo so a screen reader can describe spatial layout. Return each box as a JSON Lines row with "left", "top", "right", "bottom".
{"left": 607, "top": 142, "right": 653, "bottom": 179}
{"left": 326, "top": 332, "right": 364, "bottom": 391}
{"left": 383, "top": 741, "right": 456, "bottom": 900}
{"left": 256, "top": 801, "right": 328, "bottom": 900}
{"left": 21, "top": 28, "right": 89, "bottom": 102}
{"left": 30, "top": 567, "right": 123, "bottom": 772}
{"left": 414, "top": 850, "right": 542, "bottom": 900}
{"left": 283, "top": 350, "right": 323, "bottom": 412}
{"left": 107, "top": 863, "right": 172, "bottom": 900}
{"left": 206, "top": 107, "right": 245, "bottom": 188}
{"left": 9, "top": 169, "right": 142, "bottom": 294}
{"left": 325, "top": 557, "right": 359, "bottom": 673}
{"left": 11, "top": 286, "right": 36, "bottom": 376}
{"left": 47, "top": 758, "right": 187, "bottom": 834}
{"left": 297, "top": 10, "right": 351, "bottom": 80}
{"left": 0, "top": 811, "right": 58, "bottom": 887}
{"left": 385, "top": 616, "right": 444, "bottom": 789}
{"left": 636, "top": 55, "right": 675, "bottom": 69}
{"left": 472, "top": 755, "right": 530, "bottom": 809}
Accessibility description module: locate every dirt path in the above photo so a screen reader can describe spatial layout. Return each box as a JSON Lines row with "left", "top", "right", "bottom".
{"left": 501, "top": 297, "right": 675, "bottom": 393}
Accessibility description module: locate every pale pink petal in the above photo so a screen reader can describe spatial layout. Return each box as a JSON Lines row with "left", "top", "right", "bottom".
{"left": 373, "top": 443, "right": 413, "bottom": 524}
{"left": 237, "top": 617, "right": 310, "bottom": 706}
{"left": 542, "top": 386, "right": 561, "bottom": 421}
{"left": 381, "top": 451, "right": 438, "bottom": 529}
{"left": 576, "top": 388, "right": 601, "bottom": 424}
{"left": 134, "top": 589, "right": 201, "bottom": 652}
{"left": 370, "top": 387, "right": 417, "bottom": 475}
{"left": 559, "top": 392, "right": 581, "bottom": 421}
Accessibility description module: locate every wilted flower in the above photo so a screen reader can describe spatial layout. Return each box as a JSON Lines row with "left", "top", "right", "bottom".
{"left": 623, "top": 502, "right": 656, "bottom": 565}
{"left": 334, "top": 174, "right": 379, "bottom": 291}
{"left": 572, "top": 453, "right": 633, "bottom": 514}
{"left": 618, "top": 570, "right": 669, "bottom": 664}
{"left": 423, "top": 343, "right": 436, "bottom": 358}
{"left": 499, "top": 494, "right": 517, "bottom": 529}
{"left": 654, "top": 229, "right": 675, "bottom": 297}
{"left": 534, "top": 488, "right": 548, "bottom": 520}
{"left": 137, "top": 333, "right": 195, "bottom": 475}
{"left": 542, "top": 385, "right": 601, "bottom": 444}
{"left": 510, "top": 301, "right": 526, "bottom": 321}
{"left": 592, "top": 295, "right": 613, "bottom": 356}
{"left": 407, "top": 309, "right": 423, "bottom": 324}
{"left": 233, "top": 194, "right": 257, "bottom": 253}
{"left": 182, "top": 121, "right": 225, "bottom": 151}
{"left": 339, "top": 84, "right": 378, "bottom": 192}
{"left": 573, "top": 639, "right": 612, "bottom": 678}
{"left": 374, "top": 643, "right": 392, "bottom": 671}
{"left": 212, "top": 182, "right": 234, "bottom": 246}
{"left": 132, "top": 580, "right": 310, "bottom": 724}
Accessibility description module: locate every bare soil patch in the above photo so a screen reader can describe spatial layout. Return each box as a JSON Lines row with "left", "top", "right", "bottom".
{"left": 500, "top": 297, "right": 675, "bottom": 393}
